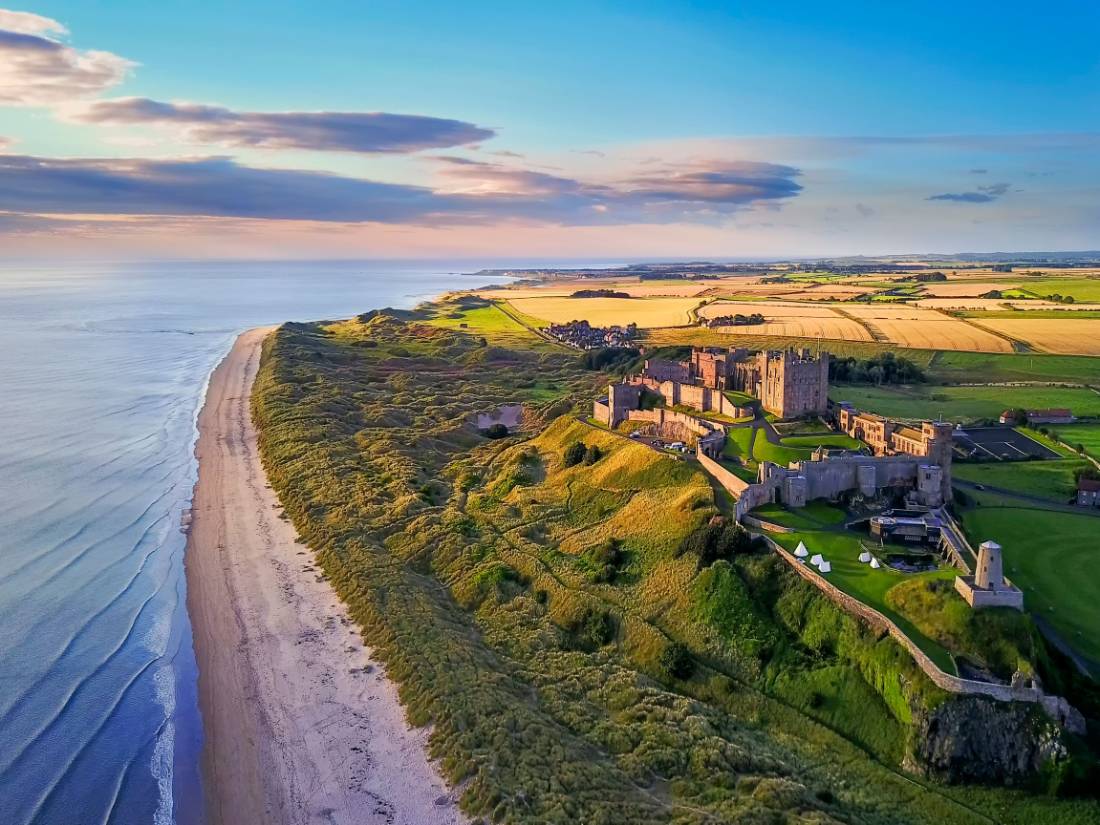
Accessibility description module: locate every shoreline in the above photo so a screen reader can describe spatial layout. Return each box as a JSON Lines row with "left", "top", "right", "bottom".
{"left": 184, "top": 326, "right": 466, "bottom": 825}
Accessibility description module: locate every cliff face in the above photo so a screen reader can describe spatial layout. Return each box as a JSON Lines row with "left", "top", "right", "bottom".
{"left": 907, "top": 695, "right": 1068, "bottom": 785}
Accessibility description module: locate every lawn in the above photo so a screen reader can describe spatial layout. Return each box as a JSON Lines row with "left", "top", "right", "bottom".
{"left": 952, "top": 459, "right": 1087, "bottom": 503}
{"left": 765, "top": 520, "right": 958, "bottom": 674}
{"left": 779, "top": 433, "right": 865, "bottom": 450}
{"left": 831, "top": 383, "right": 1100, "bottom": 423}
{"left": 959, "top": 499, "right": 1100, "bottom": 665}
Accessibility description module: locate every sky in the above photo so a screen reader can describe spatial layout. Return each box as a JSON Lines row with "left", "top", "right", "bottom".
{"left": 0, "top": 1, "right": 1098, "bottom": 260}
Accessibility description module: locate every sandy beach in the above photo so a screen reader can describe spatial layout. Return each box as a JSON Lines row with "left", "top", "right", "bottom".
{"left": 185, "top": 327, "right": 466, "bottom": 825}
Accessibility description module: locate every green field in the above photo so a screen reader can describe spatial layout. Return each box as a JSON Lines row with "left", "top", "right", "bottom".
{"left": 953, "top": 459, "right": 1087, "bottom": 502}
{"left": 959, "top": 498, "right": 1100, "bottom": 665}
{"left": 832, "top": 383, "right": 1100, "bottom": 422}
{"left": 929, "top": 350, "right": 1100, "bottom": 384}
{"left": 1047, "top": 421, "right": 1100, "bottom": 458}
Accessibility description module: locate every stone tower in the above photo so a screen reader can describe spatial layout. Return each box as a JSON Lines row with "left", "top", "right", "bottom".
{"left": 975, "top": 540, "right": 1005, "bottom": 590}
{"left": 758, "top": 349, "right": 829, "bottom": 418}
{"left": 955, "top": 539, "right": 1023, "bottom": 609}
{"left": 921, "top": 421, "right": 954, "bottom": 498}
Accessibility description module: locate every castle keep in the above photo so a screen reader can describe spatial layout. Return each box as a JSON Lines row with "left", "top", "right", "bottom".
{"left": 647, "top": 346, "right": 828, "bottom": 418}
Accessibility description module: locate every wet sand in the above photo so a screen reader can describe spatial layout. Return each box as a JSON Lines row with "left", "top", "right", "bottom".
{"left": 185, "top": 327, "right": 466, "bottom": 825}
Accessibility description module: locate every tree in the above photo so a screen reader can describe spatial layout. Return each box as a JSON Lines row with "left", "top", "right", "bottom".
{"left": 659, "top": 642, "right": 695, "bottom": 680}
{"left": 563, "top": 441, "right": 587, "bottom": 467}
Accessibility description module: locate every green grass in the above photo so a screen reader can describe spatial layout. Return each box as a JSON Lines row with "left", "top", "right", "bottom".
{"left": 721, "top": 425, "right": 754, "bottom": 460}
{"left": 722, "top": 389, "right": 756, "bottom": 406}
{"left": 779, "top": 433, "right": 865, "bottom": 450}
{"left": 1046, "top": 421, "right": 1100, "bottom": 459}
{"left": 959, "top": 500, "right": 1100, "bottom": 664}
{"left": 929, "top": 350, "right": 1100, "bottom": 384}
{"left": 752, "top": 427, "right": 812, "bottom": 465}
{"left": 767, "top": 525, "right": 959, "bottom": 673}
{"left": 953, "top": 459, "right": 1087, "bottom": 502}
{"left": 832, "top": 383, "right": 1100, "bottom": 422}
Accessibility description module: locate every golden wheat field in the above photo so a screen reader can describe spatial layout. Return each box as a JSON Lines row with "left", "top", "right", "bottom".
{"left": 697, "top": 301, "right": 872, "bottom": 341}
{"left": 869, "top": 318, "right": 1014, "bottom": 352}
{"left": 968, "top": 319, "right": 1100, "bottom": 355}
{"left": 840, "top": 304, "right": 935, "bottom": 320}
{"left": 698, "top": 300, "right": 839, "bottom": 318}
{"left": 505, "top": 295, "right": 702, "bottom": 327}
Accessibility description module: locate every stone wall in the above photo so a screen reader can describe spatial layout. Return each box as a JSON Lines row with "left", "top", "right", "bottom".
{"left": 760, "top": 535, "right": 1082, "bottom": 731}
{"left": 696, "top": 450, "right": 750, "bottom": 495}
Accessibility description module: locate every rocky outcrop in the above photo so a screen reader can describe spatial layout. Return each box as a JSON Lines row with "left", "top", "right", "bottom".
{"left": 908, "top": 695, "right": 1070, "bottom": 785}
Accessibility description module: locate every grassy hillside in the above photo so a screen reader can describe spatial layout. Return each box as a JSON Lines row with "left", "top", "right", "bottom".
{"left": 252, "top": 305, "right": 1100, "bottom": 823}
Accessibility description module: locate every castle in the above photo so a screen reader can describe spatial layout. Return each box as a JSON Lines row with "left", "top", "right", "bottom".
{"left": 645, "top": 347, "right": 829, "bottom": 418}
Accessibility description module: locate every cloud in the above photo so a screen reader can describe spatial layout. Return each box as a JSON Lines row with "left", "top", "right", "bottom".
{"left": 0, "top": 13, "right": 134, "bottom": 105}
{"left": 969, "top": 168, "right": 988, "bottom": 174}
{"left": 928, "top": 182, "right": 1011, "bottom": 203}
{"left": 68, "top": 97, "right": 496, "bottom": 153}
{"left": 0, "top": 9, "right": 67, "bottom": 36}
{"left": 618, "top": 161, "right": 802, "bottom": 205}
{"left": 0, "top": 152, "right": 803, "bottom": 228}
{"left": 855, "top": 202, "right": 874, "bottom": 217}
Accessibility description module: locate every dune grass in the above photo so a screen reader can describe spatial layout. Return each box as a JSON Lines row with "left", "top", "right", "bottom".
{"left": 252, "top": 302, "right": 1100, "bottom": 823}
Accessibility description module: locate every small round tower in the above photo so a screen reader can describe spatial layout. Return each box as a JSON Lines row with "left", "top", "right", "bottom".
{"left": 975, "top": 540, "right": 1004, "bottom": 590}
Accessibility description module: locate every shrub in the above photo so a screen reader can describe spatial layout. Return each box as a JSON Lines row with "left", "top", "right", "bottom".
{"left": 677, "top": 521, "right": 757, "bottom": 567}
{"left": 485, "top": 422, "right": 510, "bottom": 439}
{"left": 563, "top": 441, "right": 587, "bottom": 467}
{"left": 660, "top": 642, "right": 695, "bottom": 680}
{"left": 583, "top": 444, "right": 603, "bottom": 465}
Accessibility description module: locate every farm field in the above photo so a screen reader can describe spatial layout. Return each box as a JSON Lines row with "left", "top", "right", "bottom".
{"left": 830, "top": 383, "right": 1100, "bottom": 422}
{"left": 969, "top": 318, "right": 1100, "bottom": 355}
{"left": 1045, "top": 422, "right": 1100, "bottom": 457}
{"left": 867, "top": 317, "right": 1014, "bottom": 352}
{"left": 952, "top": 459, "right": 1087, "bottom": 502}
{"left": 959, "top": 498, "right": 1100, "bottom": 666}
{"left": 697, "top": 300, "right": 873, "bottom": 341}
{"left": 504, "top": 295, "right": 701, "bottom": 328}
{"left": 929, "top": 350, "right": 1100, "bottom": 384}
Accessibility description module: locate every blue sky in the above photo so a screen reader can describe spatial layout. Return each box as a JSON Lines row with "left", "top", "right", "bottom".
{"left": 0, "top": 1, "right": 1097, "bottom": 259}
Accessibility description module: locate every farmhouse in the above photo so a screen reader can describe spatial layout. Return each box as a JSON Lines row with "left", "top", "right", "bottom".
{"left": 1076, "top": 477, "right": 1100, "bottom": 507}
{"left": 998, "top": 408, "right": 1076, "bottom": 425}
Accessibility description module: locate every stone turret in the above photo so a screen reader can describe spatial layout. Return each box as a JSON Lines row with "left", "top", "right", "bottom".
{"left": 974, "top": 540, "right": 1005, "bottom": 590}
{"left": 955, "top": 540, "right": 1024, "bottom": 610}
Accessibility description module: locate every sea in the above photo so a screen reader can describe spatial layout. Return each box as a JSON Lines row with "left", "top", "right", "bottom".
{"left": 0, "top": 259, "right": 558, "bottom": 825}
